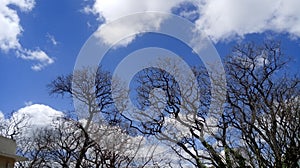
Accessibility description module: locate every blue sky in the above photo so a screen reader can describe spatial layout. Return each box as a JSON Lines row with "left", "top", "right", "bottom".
{"left": 0, "top": 0, "right": 300, "bottom": 117}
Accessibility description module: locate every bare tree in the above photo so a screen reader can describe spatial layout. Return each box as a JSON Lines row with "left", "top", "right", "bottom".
{"left": 125, "top": 41, "right": 300, "bottom": 167}
{"left": 7, "top": 41, "right": 299, "bottom": 168}
{"left": 40, "top": 67, "right": 162, "bottom": 167}
{"left": 225, "top": 41, "right": 300, "bottom": 168}
{"left": 15, "top": 116, "right": 149, "bottom": 168}
{"left": 120, "top": 58, "right": 227, "bottom": 167}
{"left": 0, "top": 111, "right": 29, "bottom": 140}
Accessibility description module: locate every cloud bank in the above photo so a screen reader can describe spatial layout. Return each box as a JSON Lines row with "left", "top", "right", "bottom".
{"left": 87, "top": 0, "right": 300, "bottom": 46}
{"left": 0, "top": 0, "right": 54, "bottom": 71}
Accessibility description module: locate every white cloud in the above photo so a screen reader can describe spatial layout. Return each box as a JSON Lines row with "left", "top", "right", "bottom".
{"left": 17, "top": 48, "right": 54, "bottom": 71}
{"left": 0, "top": 104, "right": 63, "bottom": 137}
{"left": 87, "top": 0, "right": 300, "bottom": 46}
{"left": 86, "top": 0, "right": 191, "bottom": 46}
{"left": 46, "top": 33, "right": 58, "bottom": 46}
{"left": 0, "top": 0, "right": 54, "bottom": 70}
{"left": 178, "top": 9, "right": 199, "bottom": 22}
{"left": 24, "top": 101, "right": 33, "bottom": 106}
{"left": 94, "top": 13, "right": 166, "bottom": 46}
{"left": 90, "top": 0, "right": 184, "bottom": 22}
{"left": 6, "top": 0, "right": 35, "bottom": 11}
{"left": 12, "top": 104, "right": 63, "bottom": 128}
{"left": 270, "top": 0, "right": 300, "bottom": 38}
{"left": 0, "top": 111, "right": 4, "bottom": 120}
{"left": 195, "top": 0, "right": 300, "bottom": 42}
{"left": 195, "top": 0, "right": 277, "bottom": 41}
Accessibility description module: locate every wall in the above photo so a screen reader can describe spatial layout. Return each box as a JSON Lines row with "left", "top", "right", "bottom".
{"left": 0, "top": 156, "right": 15, "bottom": 168}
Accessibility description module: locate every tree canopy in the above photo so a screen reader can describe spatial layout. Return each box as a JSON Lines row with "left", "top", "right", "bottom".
{"left": 1, "top": 41, "right": 299, "bottom": 168}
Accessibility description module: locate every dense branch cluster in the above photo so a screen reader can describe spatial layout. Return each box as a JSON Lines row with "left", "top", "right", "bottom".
{"left": 0, "top": 41, "right": 299, "bottom": 167}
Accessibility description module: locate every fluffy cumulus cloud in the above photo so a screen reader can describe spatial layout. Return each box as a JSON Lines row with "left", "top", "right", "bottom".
{"left": 87, "top": 0, "right": 300, "bottom": 45}
{"left": 0, "top": 0, "right": 54, "bottom": 70}
{"left": 17, "top": 48, "right": 54, "bottom": 71}
{"left": 85, "top": 0, "right": 194, "bottom": 46}
{"left": 0, "top": 104, "right": 63, "bottom": 137}
{"left": 12, "top": 104, "right": 63, "bottom": 128}
{"left": 196, "top": 0, "right": 300, "bottom": 42}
